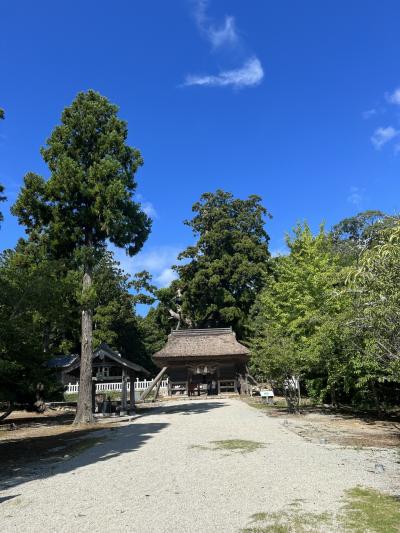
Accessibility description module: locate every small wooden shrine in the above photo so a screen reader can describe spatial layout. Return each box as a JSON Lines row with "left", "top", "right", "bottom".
{"left": 151, "top": 328, "right": 250, "bottom": 397}
{"left": 49, "top": 342, "right": 150, "bottom": 412}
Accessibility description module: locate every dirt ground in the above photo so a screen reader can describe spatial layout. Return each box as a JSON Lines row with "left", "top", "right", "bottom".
{"left": 1, "top": 399, "right": 399, "bottom": 482}
{"left": 245, "top": 397, "right": 400, "bottom": 449}
{"left": 1, "top": 399, "right": 399, "bottom": 533}
{"left": 0, "top": 408, "right": 132, "bottom": 480}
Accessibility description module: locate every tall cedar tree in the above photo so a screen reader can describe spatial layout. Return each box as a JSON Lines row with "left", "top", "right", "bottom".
{"left": 175, "top": 190, "right": 271, "bottom": 336}
{"left": 12, "top": 91, "right": 151, "bottom": 424}
{"left": 0, "top": 109, "right": 6, "bottom": 224}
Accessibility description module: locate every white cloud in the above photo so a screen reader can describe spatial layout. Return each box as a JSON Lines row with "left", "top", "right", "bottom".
{"left": 136, "top": 194, "right": 157, "bottom": 219}
{"left": 141, "top": 201, "right": 157, "bottom": 219}
{"left": 156, "top": 268, "right": 178, "bottom": 287}
{"left": 347, "top": 186, "right": 364, "bottom": 207}
{"left": 386, "top": 87, "right": 400, "bottom": 106}
{"left": 208, "top": 16, "right": 238, "bottom": 48}
{"left": 185, "top": 1, "right": 263, "bottom": 90}
{"left": 370, "top": 126, "right": 399, "bottom": 150}
{"left": 184, "top": 57, "right": 264, "bottom": 89}
{"left": 193, "top": 1, "right": 238, "bottom": 49}
{"left": 110, "top": 245, "right": 181, "bottom": 288}
{"left": 362, "top": 109, "right": 377, "bottom": 119}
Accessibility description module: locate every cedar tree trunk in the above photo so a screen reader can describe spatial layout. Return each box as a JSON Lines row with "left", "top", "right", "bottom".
{"left": 74, "top": 267, "right": 95, "bottom": 424}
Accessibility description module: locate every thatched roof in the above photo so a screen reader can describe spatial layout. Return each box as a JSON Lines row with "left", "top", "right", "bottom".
{"left": 152, "top": 328, "right": 250, "bottom": 363}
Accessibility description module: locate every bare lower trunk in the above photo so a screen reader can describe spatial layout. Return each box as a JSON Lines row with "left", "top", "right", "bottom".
{"left": 74, "top": 268, "right": 95, "bottom": 425}
{"left": 0, "top": 401, "right": 13, "bottom": 421}
{"left": 129, "top": 371, "right": 136, "bottom": 413}
{"left": 34, "top": 382, "right": 46, "bottom": 413}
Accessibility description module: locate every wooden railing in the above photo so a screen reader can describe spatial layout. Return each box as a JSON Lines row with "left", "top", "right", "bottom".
{"left": 66, "top": 378, "right": 169, "bottom": 394}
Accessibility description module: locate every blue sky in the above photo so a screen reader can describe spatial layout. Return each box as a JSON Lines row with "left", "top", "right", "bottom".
{"left": 1, "top": 0, "right": 400, "bottom": 289}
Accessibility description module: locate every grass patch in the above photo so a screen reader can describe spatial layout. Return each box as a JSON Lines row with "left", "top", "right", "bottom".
{"left": 242, "top": 487, "right": 400, "bottom": 533}
{"left": 62, "top": 436, "right": 107, "bottom": 458}
{"left": 243, "top": 510, "right": 332, "bottom": 532}
{"left": 342, "top": 486, "right": 400, "bottom": 533}
{"left": 190, "top": 439, "right": 265, "bottom": 454}
{"left": 212, "top": 439, "right": 264, "bottom": 453}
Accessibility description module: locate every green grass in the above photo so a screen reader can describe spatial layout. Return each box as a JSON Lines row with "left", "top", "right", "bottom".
{"left": 242, "top": 487, "right": 400, "bottom": 533}
{"left": 47, "top": 436, "right": 109, "bottom": 461}
{"left": 342, "top": 486, "right": 400, "bottom": 533}
{"left": 212, "top": 439, "right": 265, "bottom": 453}
{"left": 190, "top": 439, "right": 265, "bottom": 454}
{"left": 242, "top": 510, "right": 332, "bottom": 533}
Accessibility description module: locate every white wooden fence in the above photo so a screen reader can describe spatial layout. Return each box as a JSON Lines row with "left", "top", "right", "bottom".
{"left": 66, "top": 378, "right": 169, "bottom": 394}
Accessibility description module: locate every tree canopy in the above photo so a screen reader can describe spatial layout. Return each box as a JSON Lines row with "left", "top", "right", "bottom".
{"left": 173, "top": 190, "right": 271, "bottom": 336}
{"left": 11, "top": 90, "right": 151, "bottom": 423}
{"left": 0, "top": 108, "right": 6, "bottom": 226}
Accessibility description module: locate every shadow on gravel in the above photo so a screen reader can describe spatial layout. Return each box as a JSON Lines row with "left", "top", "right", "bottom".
{"left": 0, "top": 421, "right": 168, "bottom": 491}
{"left": 0, "top": 494, "right": 20, "bottom": 504}
{"left": 144, "top": 401, "right": 226, "bottom": 416}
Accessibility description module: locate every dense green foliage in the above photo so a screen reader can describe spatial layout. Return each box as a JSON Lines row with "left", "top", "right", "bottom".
{"left": 1, "top": 91, "right": 399, "bottom": 415}
{"left": 5, "top": 92, "right": 151, "bottom": 421}
{"left": 250, "top": 213, "right": 400, "bottom": 409}
{"left": 0, "top": 108, "right": 6, "bottom": 225}
{"left": 173, "top": 190, "right": 271, "bottom": 336}
{"left": 12, "top": 91, "right": 150, "bottom": 260}
{"left": 0, "top": 243, "right": 155, "bottom": 406}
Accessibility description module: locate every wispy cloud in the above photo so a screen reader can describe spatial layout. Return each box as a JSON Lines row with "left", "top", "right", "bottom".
{"left": 386, "top": 87, "right": 400, "bottom": 106}
{"left": 137, "top": 194, "right": 157, "bottom": 220}
{"left": 370, "top": 126, "right": 399, "bottom": 150}
{"left": 193, "top": 0, "right": 238, "bottom": 49}
{"left": 156, "top": 268, "right": 178, "bottom": 287}
{"left": 111, "top": 245, "right": 181, "bottom": 288}
{"left": 141, "top": 201, "right": 157, "bottom": 219}
{"left": 362, "top": 108, "right": 377, "bottom": 120}
{"left": 184, "top": 0, "right": 263, "bottom": 90}
{"left": 184, "top": 57, "right": 263, "bottom": 88}
{"left": 347, "top": 186, "right": 364, "bottom": 207}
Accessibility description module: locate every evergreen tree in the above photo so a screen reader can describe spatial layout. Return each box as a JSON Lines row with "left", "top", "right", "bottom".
{"left": 0, "top": 108, "right": 6, "bottom": 226}
{"left": 175, "top": 190, "right": 271, "bottom": 336}
{"left": 12, "top": 91, "right": 151, "bottom": 423}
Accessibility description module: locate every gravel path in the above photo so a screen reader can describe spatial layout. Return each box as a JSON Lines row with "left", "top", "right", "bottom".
{"left": 0, "top": 398, "right": 398, "bottom": 532}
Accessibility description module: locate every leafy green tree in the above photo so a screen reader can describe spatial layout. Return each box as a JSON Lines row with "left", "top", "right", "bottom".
{"left": 12, "top": 91, "right": 151, "bottom": 423}
{"left": 331, "top": 210, "right": 392, "bottom": 263}
{"left": 0, "top": 108, "right": 6, "bottom": 225}
{"left": 0, "top": 243, "right": 78, "bottom": 414}
{"left": 348, "top": 222, "right": 400, "bottom": 384}
{"left": 175, "top": 190, "right": 271, "bottom": 336}
{"left": 250, "top": 224, "right": 342, "bottom": 409}
{"left": 92, "top": 253, "right": 155, "bottom": 370}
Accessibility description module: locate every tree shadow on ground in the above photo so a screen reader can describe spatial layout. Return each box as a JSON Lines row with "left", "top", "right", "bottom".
{"left": 140, "top": 400, "right": 226, "bottom": 416}
{"left": 0, "top": 412, "right": 75, "bottom": 429}
{"left": 0, "top": 421, "right": 168, "bottom": 492}
{"left": 0, "top": 399, "right": 226, "bottom": 493}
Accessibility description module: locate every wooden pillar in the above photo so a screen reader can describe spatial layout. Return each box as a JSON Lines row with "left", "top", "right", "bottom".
{"left": 129, "top": 371, "right": 135, "bottom": 414}
{"left": 152, "top": 376, "right": 163, "bottom": 402}
{"left": 140, "top": 367, "right": 167, "bottom": 402}
{"left": 91, "top": 380, "right": 96, "bottom": 413}
{"left": 121, "top": 368, "right": 128, "bottom": 415}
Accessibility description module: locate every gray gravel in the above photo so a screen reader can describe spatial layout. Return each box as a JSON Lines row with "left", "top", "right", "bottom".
{"left": 0, "top": 398, "right": 399, "bottom": 532}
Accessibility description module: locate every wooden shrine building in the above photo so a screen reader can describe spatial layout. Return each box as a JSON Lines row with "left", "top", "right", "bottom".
{"left": 49, "top": 342, "right": 150, "bottom": 412}
{"left": 152, "top": 328, "right": 250, "bottom": 397}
